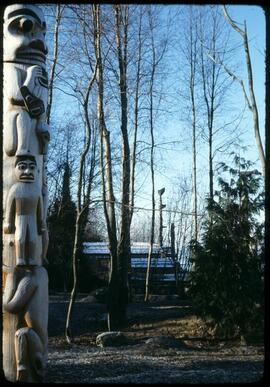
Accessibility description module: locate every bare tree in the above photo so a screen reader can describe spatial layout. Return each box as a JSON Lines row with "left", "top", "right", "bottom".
{"left": 65, "top": 74, "right": 97, "bottom": 342}
{"left": 92, "top": 3, "right": 156, "bottom": 327}
{"left": 198, "top": 6, "right": 234, "bottom": 202}
{"left": 46, "top": 4, "right": 65, "bottom": 124}
{"left": 65, "top": 6, "right": 98, "bottom": 342}
{"left": 93, "top": 4, "right": 125, "bottom": 330}
{"left": 144, "top": 7, "right": 168, "bottom": 302}
{"left": 166, "top": 177, "right": 193, "bottom": 270}
{"left": 130, "top": 6, "right": 144, "bottom": 226}
{"left": 114, "top": 4, "right": 131, "bottom": 325}
{"left": 222, "top": 5, "right": 265, "bottom": 177}
{"left": 180, "top": 6, "right": 199, "bottom": 241}
{"left": 199, "top": 9, "right": 215, "bottom": 202}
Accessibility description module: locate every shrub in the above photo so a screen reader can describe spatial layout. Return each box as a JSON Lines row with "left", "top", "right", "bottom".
{"left": 187, "top": 156, "right": 264, "bottom": 340}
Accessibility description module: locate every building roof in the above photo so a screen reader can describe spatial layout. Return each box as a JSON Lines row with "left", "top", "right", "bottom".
{"left": 83, "top": 242, "right": 175, "bottom": 268}
{"left": 83, "top": 241, "right": 170, "bottom": 255}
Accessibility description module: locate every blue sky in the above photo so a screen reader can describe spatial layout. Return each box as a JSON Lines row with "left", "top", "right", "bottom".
{"left": 229, "top": 5, "right": 265, "bottom": 124}
{"left": 142, "top": 5, "right": 266, "bottom": 212}
{"left": 43, "top": 4, "right": 266, "bottom": 229}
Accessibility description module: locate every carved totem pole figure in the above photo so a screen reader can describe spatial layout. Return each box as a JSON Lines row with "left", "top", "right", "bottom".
{"left": 3, "top": 4, "right": 50, "bottom": 382}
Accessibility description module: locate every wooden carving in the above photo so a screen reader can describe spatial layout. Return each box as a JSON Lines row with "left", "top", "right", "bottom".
{"left": 3, "top": 4, "right": 49, "bottom": 382}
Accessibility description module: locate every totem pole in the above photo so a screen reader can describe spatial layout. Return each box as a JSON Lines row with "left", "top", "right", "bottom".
{"left": 2, "top": 4, "right": 50, "bottom": 382}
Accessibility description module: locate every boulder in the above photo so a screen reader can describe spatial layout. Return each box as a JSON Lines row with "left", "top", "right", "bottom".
{"left": 90, "top": 287, "right": 108, "bottom": 303}
{"left": 96, "top": 332, "right": 127, "bottom": 347}
{"left": 144, "top": 335, "right": 187, "bottom": 349}
{"left": 79, "top": 295, "right": 98, "bottom": 303}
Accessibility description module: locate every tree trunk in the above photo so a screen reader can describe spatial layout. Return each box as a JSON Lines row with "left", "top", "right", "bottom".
{"left": 128, "top": 8, "right": 143, "bottom": 302}
{"left": 65, "top": 214, "right": 81, "bottom": 343}
{"left": 130, "top": 8, "right": 143, "bottom": 225}
{"left": 199, "top": 12, "right": 216, "bottom": 203}
{"left": 46, "top": 4, "right": 63, "bottom": 125}
{"left": 144, "top": 131, "right": 155, "bottom": 301}
{"left": 145, "top": 34, "right": 156, "bottom": 301}
{"left": 114, "top": 4, "right": 131, "bottom": 326}
{"left": 189, "top": 18, "right": 198, "bottom": 241}
{"left": 170, "top": 223, "right": 178, "bottom": 290}
{"left": 93, "top": 4, "right": 121, "bottom": 330}
{"left": 65, "top": 22, "right": 97, "bottom": 342}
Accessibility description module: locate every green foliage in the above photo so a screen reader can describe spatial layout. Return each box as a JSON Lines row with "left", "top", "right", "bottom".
{"left": 47, "top": 162, "right": 76, "bottom": 292}
{"left": 187, "top": 156, "right": 264, "bottom": 340}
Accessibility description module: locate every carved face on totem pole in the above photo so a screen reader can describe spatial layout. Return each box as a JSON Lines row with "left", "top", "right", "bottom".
{"left": 15, "top": 155, "right": 37, "bottom": 183}
{"left": 3, "top": 4, "right": 48, "bottom": 70}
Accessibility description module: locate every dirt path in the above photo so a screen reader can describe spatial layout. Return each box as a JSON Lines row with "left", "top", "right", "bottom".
{"left": 46, "top": 294, "right": 264, "bottom": 383}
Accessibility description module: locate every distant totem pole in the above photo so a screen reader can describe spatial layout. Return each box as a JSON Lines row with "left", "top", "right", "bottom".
{"left": 3, "top": 4, "right": 50, "bottom": 382}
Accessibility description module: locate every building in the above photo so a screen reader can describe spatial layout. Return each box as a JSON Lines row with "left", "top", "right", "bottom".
{"left": 82, "top": 242, "right": 188, "bottom": 293}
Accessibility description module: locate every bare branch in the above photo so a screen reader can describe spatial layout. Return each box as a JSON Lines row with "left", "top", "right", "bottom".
{"left": 207, "top": 53, "right": 252, "bottom": 110}
{"left": 222, "top": 5, "right": 245, "bottom": 37}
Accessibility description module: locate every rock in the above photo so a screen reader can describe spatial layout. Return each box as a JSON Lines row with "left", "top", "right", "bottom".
{"left": 144, "top": 336, "right": 187, "bottom": 349}
{"left": 96, "top": 332, "right": 127, "bottom": 347}
{"left": 79, "top": 295, "right": 98, "bottom": 303}
{"left": 90, "top": 287, "right": 108, "bottom": 303}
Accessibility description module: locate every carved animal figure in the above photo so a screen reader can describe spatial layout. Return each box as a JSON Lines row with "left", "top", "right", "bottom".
{"left": 4, "top": 156, "right": 45, "bottom": 266}
{"left": 3, "top": 265, "right": 48, "bottom": 382}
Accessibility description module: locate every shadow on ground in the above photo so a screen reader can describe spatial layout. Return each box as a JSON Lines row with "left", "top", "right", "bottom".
{"left": 47, "top": 293, "right": 264, "bottom": 383}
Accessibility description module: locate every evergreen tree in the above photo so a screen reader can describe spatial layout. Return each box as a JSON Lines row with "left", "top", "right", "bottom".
{"left": 47, "top": 162, "right": 76, "bottom": 292}
{"left": 188, "top": 156, "right": 264, "bottom": 340}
